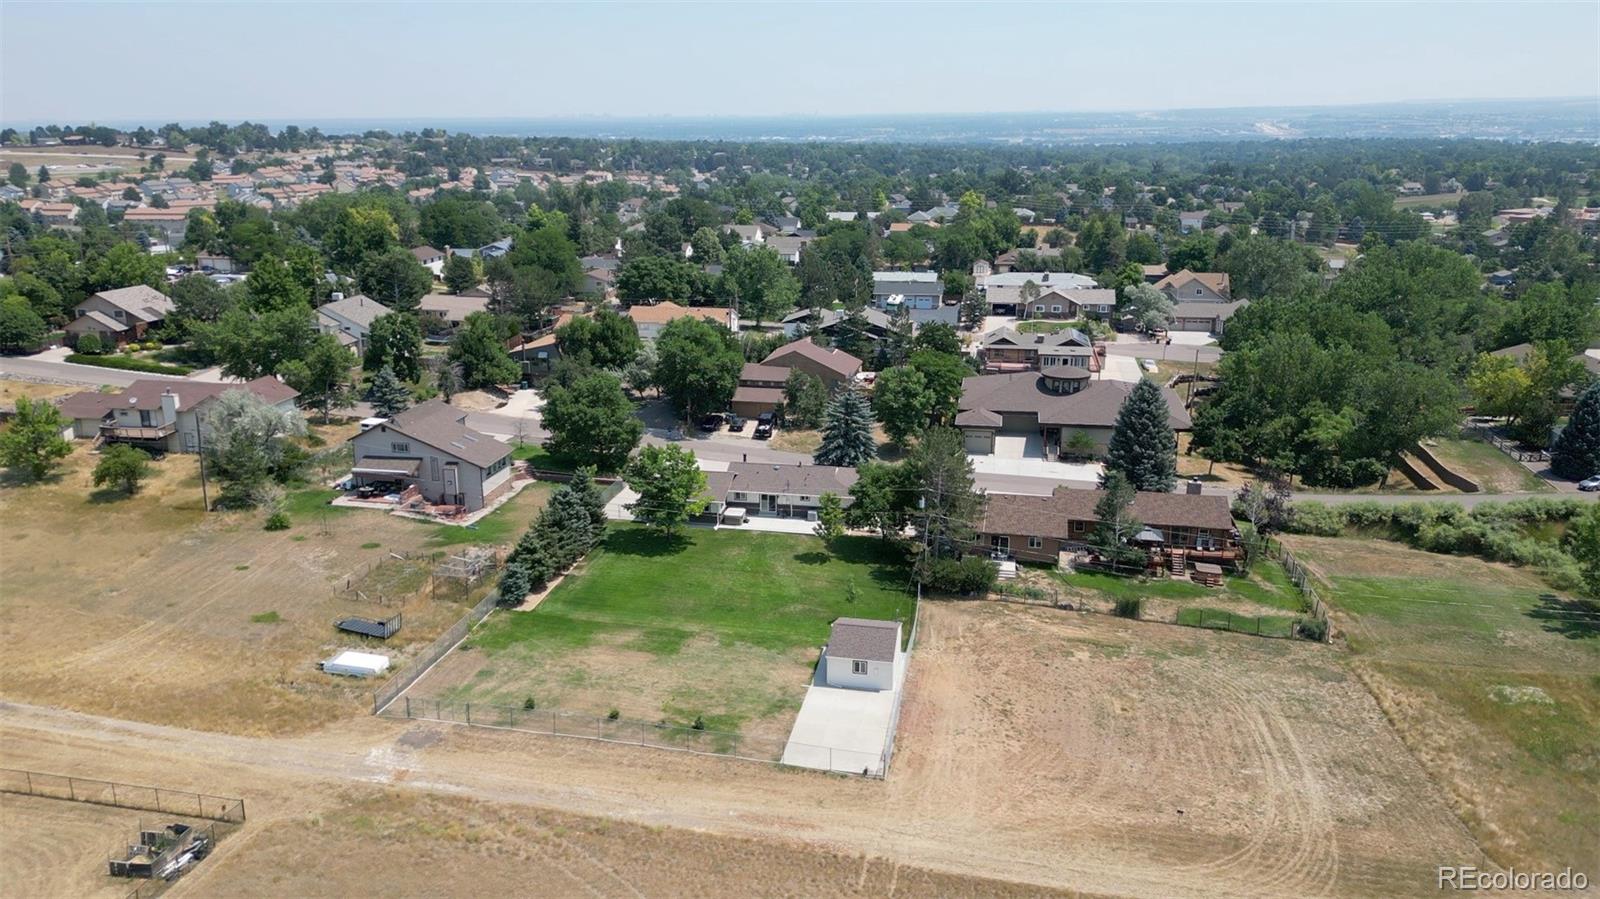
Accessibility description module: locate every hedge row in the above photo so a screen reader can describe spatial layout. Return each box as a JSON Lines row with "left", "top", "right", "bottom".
{"left": 67, "top": 353, "right": 193, "bottom": 376}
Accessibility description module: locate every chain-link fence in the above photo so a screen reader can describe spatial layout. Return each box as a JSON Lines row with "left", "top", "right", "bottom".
{"left": 371, "top": 590, "right": 501, "bottom": 713}
{"left": 0, "top": 768, "right": 244, "bottom": 822}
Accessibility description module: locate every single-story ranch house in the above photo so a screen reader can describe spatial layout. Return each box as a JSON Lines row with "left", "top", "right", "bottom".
{"left": 59, "top": 377, "right": 299, "bottom": 453}
{"left": 698, "top": 461, "right": 858, "bottom": 521}
{"left": 978, "top": 486, "right": 1241, "bottom": 567}
{"left": 64, "top": 285, "right": 176, "bottom": 347}
{"left": 956, "top": 372, "right": 1189, "bottom": 460}
{"left": 625, "top": 301, "right": 737, "bottom": 341}
{"left": 348, "top": 400, "right": 513, "bottom": 512}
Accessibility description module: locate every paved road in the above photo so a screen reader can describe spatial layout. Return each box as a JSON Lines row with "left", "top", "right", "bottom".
{"left": 0, "top": 355, "right": 188, "bottom": 387}
{"left": 1103, "top": 341, "right": 1222, "bottom": 365}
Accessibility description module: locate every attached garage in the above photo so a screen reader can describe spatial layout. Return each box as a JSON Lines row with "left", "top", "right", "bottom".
{"left": 962, "top": 429, "right": 995, "bottom": 454}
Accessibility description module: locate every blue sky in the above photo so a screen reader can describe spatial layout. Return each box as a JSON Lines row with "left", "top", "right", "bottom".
{"left": 2, "top": 1, "right": 1597, "bottom": 124}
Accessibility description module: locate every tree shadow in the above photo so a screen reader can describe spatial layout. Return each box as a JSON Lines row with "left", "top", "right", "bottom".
{"left": 1527, "top": 593, "right": 1600, "bottom": 640}
{"left": 87, "top": 486, "right": 136, "bottom": 505}
{"left": 602, "top": 527, "right": 690, "bottom": 557}
{"left": 0, "top": 468, "right": 65, "bottom": 490}
{"left": 792, "top": 551, "right": 831, "bottom": 566}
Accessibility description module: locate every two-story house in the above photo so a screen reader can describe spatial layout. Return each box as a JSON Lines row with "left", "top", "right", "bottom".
{"left": 1154, "top": 270, "right": 1247, "bottom": 334}
{"left": 348, "top": 400, "right": 514, "bottom": 512}
{"left": 315, "top": 294, "right": 392, "bottom": 353}
{"left": 64, "top": 285, "right": 176, "bottom": 347}
{"left": 978, "top": 327, "right": 1101, "bottom": 374}
{"left": 59, "top": 376, "right": 299, "bottom": 453}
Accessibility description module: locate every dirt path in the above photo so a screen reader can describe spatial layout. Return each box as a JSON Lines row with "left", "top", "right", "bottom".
{"left": 0, "top": 603, "right": 1484, "bottom": 898}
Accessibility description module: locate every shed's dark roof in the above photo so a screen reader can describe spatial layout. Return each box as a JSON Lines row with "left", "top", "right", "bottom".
{"left": 828, "top": 617, "right": 899, "bottom": 663}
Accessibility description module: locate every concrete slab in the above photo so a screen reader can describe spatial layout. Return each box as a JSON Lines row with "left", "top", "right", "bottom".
{"left": 970, "top": 455, "right": 1103, "bottom": 483}
{"left": 1097, "top": 354, "right": 1143, "bottom": 383}
{"left": 782, "top": 650, "right": 907, "bottom": 776}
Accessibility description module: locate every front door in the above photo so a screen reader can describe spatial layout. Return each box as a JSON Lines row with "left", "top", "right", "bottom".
{"left": 443, "top": 465, "right": 460, "bottom": 505}
{"left": 762, "top": 494, "right": 777, "bottom": 514}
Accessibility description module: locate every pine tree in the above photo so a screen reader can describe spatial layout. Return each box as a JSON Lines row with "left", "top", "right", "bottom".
{"left": 1105, "top": 379, "right": 1178, "bottom": 492}
{"left": 541, "top": 485, "right": 596, "bottom": 564}
{"left": 567, "top": 467, "right": 609, "bottom": 533}
{"left": 1550, "top": 381, "right": 1600, "bottom": 480}
{"left": 497, "top": 560, "right": 532, "bottom": 607}
{"left": 814, "top": 388, "right": 877, "bottom": 468}
{"left": 368, "top": 365, "right": 411, "bottom": 418}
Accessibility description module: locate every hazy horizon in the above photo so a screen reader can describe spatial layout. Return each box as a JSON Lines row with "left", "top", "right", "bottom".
{"left": 4, "top": 1, "right": 1597, "bottom": 125}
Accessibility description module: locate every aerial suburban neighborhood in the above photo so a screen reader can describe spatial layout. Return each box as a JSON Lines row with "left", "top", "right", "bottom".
{"left": 0, "top": 2, "right": 1597, "bottom": 896}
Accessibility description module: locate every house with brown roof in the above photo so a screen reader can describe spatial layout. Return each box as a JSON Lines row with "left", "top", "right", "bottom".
{"left": 410, "top": 245, "right": 446, "bottom": 277}
{"left": 624, "top": 301, "right": 737, "bottom": 341}
{"left": 64, "top": 285, "right": 176, "bottom": 347}
{"left": 729, "top": 339, "right": 864, "bottom": 419}
{"left": 957, "top": 372, "right": 1189, "bottom": 460}
{"left": 1153, "top": 270, "right": 1245, "bottom": 333}
{"left": 978, "top": 327, "right": 1100, "bottom": 374}
{"left": 347, "top": 400, "right": 513, "bottom": 512}
{"left": 977, "top": 485, "right": 1240, "bottom": 565}
{"left": 418, "top": 293, "right": 490, "bottom": 333}
{"left": 59, "top": 376, "right": 299, "bottom": 453}
{"left": 715, "top": 460, "right": 859, "bottom": 519}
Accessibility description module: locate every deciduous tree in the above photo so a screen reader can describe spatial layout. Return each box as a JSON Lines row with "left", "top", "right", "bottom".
{"left": 624, "top": 444, "right": 707, "bottom": 534}
{"left": 542, "top": 371, "right": 642, "bottom": 473}
{"left": 0, "top": 396, "right": 72, "bottom": 480}
{"left": 92, "top": 444, "right": 152, "bottom": 495}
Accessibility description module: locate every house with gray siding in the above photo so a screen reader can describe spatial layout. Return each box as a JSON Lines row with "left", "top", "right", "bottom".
{"left": 348, "top": 400, "right": 513, "bottom": 512}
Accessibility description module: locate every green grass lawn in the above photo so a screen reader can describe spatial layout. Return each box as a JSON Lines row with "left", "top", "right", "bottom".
{"left": 426, "top": 482, "right": 555, "bottom": 547}
{"left": 1052, "top": 559, "right": 1305, "bottom": 613}
{"left": 1422, "top": 436, "right": 1552, "bottom": 493}
{"left": 432, "top": 525, "right": 915, "bottom": 738}
{"left": 474, "top": 525, "right": 913, "bottom": 655}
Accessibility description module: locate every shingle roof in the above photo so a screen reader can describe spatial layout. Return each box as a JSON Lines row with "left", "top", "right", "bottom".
{"left": 762, "top": 338, "right": 862, "bottom": 381}
{"left": 317, "top": 295, "right": 391, "bottom": 331}
{"left": 58, "top": 391, "right": 119, "bottom": 420}
{"left": 110, "top": 376, "right": 299, "bottom": 413}
{"left": 419, "top": 293, "right": 489, "bottom": 321}
{"left": 725, "top": 461, "right": 858, "bottom": 498}
{"left": 828, "top": 618, "right": 899, "bottom": 663}
{"left": 957, "top": 374, "right": 1190, "bottom": 430}
{"left": 980, "top": 271, "right": 1097, "bottom": 290}
{"left": 981, "top": 326, "right": 1092, "bottom": 349}
{"left": 981, "top": 486, "right": 1236, "bottom": 537}
{"left": 625, "top": 301, "right": 731, "bottom": 326}
{"left": 410, "top": 245, "right": 444, "bottom": 261}
{"left": 89, "top": 285, "right": 175, "bottom": 321}
{"left": 1154, "top": 270, "right": 1231, "bottom": 297}
{"left": 740, "top": 362, "right": 791, "bottom": 384}
{"left": 70, "top": 310, "right": 128, "bottom": 332}
{"left": 1171, "top": 300, "right": 1248, "bottom": 321}
{"left": 372, "top": 399, "right": 511, "bottom": 468}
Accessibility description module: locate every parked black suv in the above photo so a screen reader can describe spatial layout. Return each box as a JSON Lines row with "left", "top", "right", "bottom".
{"left": 726, "top": 414, "right": 747, "bottom": 432}
{"left": 753, "top": 412, "right": 775, "bottom": 440}
{"left": 697, "top": 413, "right": 724, "bottom": 433}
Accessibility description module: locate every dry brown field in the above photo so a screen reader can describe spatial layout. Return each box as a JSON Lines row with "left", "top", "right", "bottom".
{"left": 0, "top": 792, "right": 182, "bottom": 899}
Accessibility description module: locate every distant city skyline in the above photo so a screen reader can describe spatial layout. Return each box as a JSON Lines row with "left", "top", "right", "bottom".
{"left": 3, "top": 1, "right": 1597, "bottom": 125}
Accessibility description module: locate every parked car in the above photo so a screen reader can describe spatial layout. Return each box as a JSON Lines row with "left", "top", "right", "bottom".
{"left": 726, "top": 414, "right": 747, "bottom": 433}
{"left": 697, "top": 413, "right": 724, "bottom": 433}
{"left": 753, "top": 412, "right": 775, "bottom": 440}
{"left": 1578, "top": 475, "right": 1600, "bottom": 492}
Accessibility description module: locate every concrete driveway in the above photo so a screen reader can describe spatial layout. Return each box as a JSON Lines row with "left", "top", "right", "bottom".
{"left": 782, "top": 650, "right": 907, "bottom": 776}
{"left": 1098, "top": 354, "right": 1144, "bottom": 383}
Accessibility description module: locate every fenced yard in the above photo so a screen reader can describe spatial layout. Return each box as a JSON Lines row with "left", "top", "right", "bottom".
{"left": 401, "top": 524, "right": 916, "bottom": 753}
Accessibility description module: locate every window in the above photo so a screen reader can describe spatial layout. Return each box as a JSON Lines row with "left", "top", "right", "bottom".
{"left": 391, "top": 441, "right": 410, "bottom": 453}
{"left": 1034, "top": 304, "right": 1045, "bottom": 313}
{"left": 1195, "top": 287, "right": 1203, "bottom": 295}
{"left": 1050, "top": 304, "right": 1062, "bottom": 314}
{"left": 429, "top": 457, "right": 441, "bottom": 482}
{"left": 990, "top": 535, "right": 1010, "bottom": 551}
{"left": 851, "top": 660, "right": 868, "bottom": 675}
{"left": 800, "top": 495, "right": 810, "bottom": 502}
{"left": 1028, "top": 536, "right": 1043, "bottom": 549}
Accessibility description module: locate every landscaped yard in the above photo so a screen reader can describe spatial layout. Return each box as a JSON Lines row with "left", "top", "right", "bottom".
{"left": 409, "top": 525, "right": 915, "bottom": 747}
{"left": 1420, "top": 435, "right": 1551, "bottom": 493}
{"left": 1281, "top": 534, "right": 1600, "bottom": 872}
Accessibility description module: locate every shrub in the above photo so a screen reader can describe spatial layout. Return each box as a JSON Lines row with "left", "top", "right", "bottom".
{"left": 607, "top": 708, "right": 620, "bottom": 721}
{"left": 523, "top": 696, "right": 536, "bottom": 710}
{"left": 691, "top": 715, "right": 706, "bottom": 731}
{"left": 64, "top": 353, "right": 193, "bottom": 375}
{"left": 1286, "top": 502, "right": 1344, "bottom": 536}
{"left": 1296, "top": 617, "right": 1328, "bottom": 641}
{"left": 263, "top": 511, "right": 290, "bottom": 530}
{"left": 75, "top": 333, "right": 104, "bottom": 355}
{"left": 120, "top": 344, "right": 136, "bottom": 354}
{"left": 1113, "top": 596, "right": 1144, "bottom": 619}
{"left": 915, "top": 555, "right": 998, "bottom": 595}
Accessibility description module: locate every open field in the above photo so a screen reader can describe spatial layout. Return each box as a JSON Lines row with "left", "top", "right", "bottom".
{"left": 0, "top": 445, "right": 551, "bottom": 736}
{"left": 0, "top": 792, "right": 167, "bottom": 899}
{"left": 1281, "top": 534, "right": 1600, "bottom": 870}
{"left": 410, "top": 526, "right": 913, "bottom": 746}
{"left": 0, "top": 378, "right": 89, "bottom": 408}
{"left": 2, "top": 597, "right": 1482, "bottom": 899}
{"left": 1421, "top": 435, "right": 1552, "bottom": 493}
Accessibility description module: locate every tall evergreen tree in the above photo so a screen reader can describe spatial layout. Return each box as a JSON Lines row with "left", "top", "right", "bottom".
{"left": 1550, "top": 381, "right": 1600, "bottom": 480}
{"left": 1090, "top": 471, "right": 1148, "bottom": 568}
{"left": 368, "top": 365, "right": 412, "bottom": 417}
{"left": 814, "top": 388, "right": 877, "bottom": 467}
{"left": 1105, "top": 379, "right": 1178, "bottom": 492}
{"left": 567, "top": 467, "right": 609, "bottom": 533}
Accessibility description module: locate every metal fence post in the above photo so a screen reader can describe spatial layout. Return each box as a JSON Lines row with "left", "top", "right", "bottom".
{"left": 465, "top": 703, "right": 471, "bottom": 726}
{"left": 110, "top": 783, "right": 117, "bottom": 806}
{"left": 68, "top": 777, "right": 75, "bottom": 802}
{"left": 23, "top": 772, "right": 31, "bottom": 795}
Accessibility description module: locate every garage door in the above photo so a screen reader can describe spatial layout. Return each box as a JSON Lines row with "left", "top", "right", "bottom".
{"left": 963, "top": 430, "right": 994, "bottom": 455}
{"left": 1172, "top": 317, "right": 1214, "bottom": 332}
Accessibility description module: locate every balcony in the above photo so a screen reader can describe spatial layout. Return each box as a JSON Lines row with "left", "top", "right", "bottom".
{"left": 101, "top": 422, "right": 176, "bottom": 441}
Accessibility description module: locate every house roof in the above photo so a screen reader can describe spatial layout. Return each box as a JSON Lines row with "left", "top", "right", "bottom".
{"left": 370, "top": 399, "right": 510, "bottom": 468}
{"left": 872, "top": 271, "right": 942, "bottom": 293}
{"left": 957, "top": 374, "right": 1190, "bottom": 430}
{"left": 625, "top": 301, "right": 731, "bottom": 327}
{"left": 980, "top": 271, "right": 1098, "bottom": 290}
{"left": 780, "top": 306, "right": 894, "bottom": 332}
{"left": 68, "top": 309, "right": 128, "bottom": 332}
{"left": 980, "top": 326, "right": 1092, "bottom": 350}
{"left": 419, "top": 293, "right": 489, "bottom": 320}
{"left": 58, "top": 390, "right": 120, "bottom": 420}
{"left": 410, "top": 245, "right": 444, "bottom": 260}
{"left": 317, "top": 295, "right": 391, "bottom": 330}
{"left": 981, "top": 486, "right": 1235, "bottom": 537}
{"left": 762, "top": 338, "right": 862, "bottom": 381}
{"left": 828, "top": 618, "right": 899, "bottom": 663}
{"left": 1171, "top": 299, "right": 1249, "bottom": 321}
{"left": 110, "top": 376, "right": 298, "bottom": 414}
{"left": 725, "top": 460, "right": 858, "bottom": 498}
{"left": 740, "top": 362, "right": 791, "bottom": 384}
{"left": 1154, "top": 270, "right": 1232, "bottom": 297}
{"left": 87, "top": 285, "right": 175, "bottom": 322}
{"left": 732, "top": 385, "right": 785, "bottom": 406}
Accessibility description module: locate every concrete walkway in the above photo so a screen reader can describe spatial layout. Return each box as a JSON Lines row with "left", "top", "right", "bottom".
{"left": 782, "top": 649, "right": 907, "bottom": 777}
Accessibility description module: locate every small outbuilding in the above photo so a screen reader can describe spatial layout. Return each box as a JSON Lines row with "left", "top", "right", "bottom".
{"left": 320, "top": 650, "right": 390, "bottom": 678}
{"left": 821, "top": 618, "right": 901, "bottom": 692}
